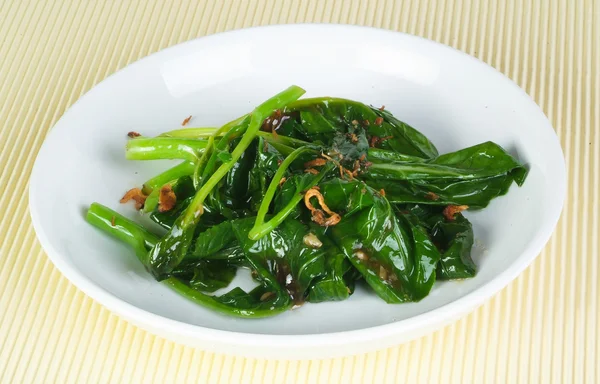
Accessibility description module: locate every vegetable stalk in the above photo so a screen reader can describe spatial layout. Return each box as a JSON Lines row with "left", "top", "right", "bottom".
{"left": 146, "top": 86, "right": 306, "bottom": 278}
{"left": 126, "top": 137, "right": 207, "bottom": 161}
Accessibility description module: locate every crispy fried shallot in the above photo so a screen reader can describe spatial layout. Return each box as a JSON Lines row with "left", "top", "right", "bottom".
{"left": 181, "top": 115, "right": 192, "bottom": 126}
{"left": 158, "top": 185, "right": 177, "bottom": 212}
{"left": 303, "top": 187, "right": 341, "bottom": 226}
{"left": 120, "top": 188, "right": 147, "bottom": 210}
{"left": 443, "top": 205, "right": 469, "bottom": 221}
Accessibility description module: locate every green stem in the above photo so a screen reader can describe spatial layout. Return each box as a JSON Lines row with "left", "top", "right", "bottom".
{"left": 145, "top": 129, "right": 420, "bottom": 165}
{"left": 142, "top": 161, "right": 195, "bottom": 194}
{"left": 214, "top": 114, "right": 249, "bottom": 136}
{"left": 193, "top": 136, "right": 215, "bottom": 189}
{"left": 197, "top": 117, "right": 249, "bottom": 184}
{"left": 181, "top": 85, "right": 306, "bottom": 227}
{"left": 159, "top": 127, "right": 217, "bottom": 138}
{"left": 265, "top": 141, "right": 297, "bottom": 156}
{"left": 256, "top": 131, "right": 308, "bottom": 149}
{"left": 143, "top": 187, "right": 161, "bottom": 213}
{"left": 86, "top": 203, "right": 159, "bottom": 263}
{"left": 247, "top": 167, "right": 331, "bottom": 240}
{"left": 126, "top": 137, "right": 207, "bottom": 162}
{"left": 249, "top": 147, "right": 311, "bottom": 239}
{"left": 258, "top": 131, "right": 425, "bottom": 163}
{"left": 368, "top": 148, "right": 425, "bottom": 163}
{"left": 368, "top": 162, "right": 481, "bottom": 180}
{"left": 86, "top": 203, "right": 289, "bottom": 317}
{"left": 163, "top": 278, "right": 291, "bottom": 318}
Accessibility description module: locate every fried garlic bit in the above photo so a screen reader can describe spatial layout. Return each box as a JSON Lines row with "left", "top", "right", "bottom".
{"left": 158, "top": 185, "right": 177, "bottom": 212}
{"left": 127, "top": 131, "right": 141, "bottom": 138}
{"left": 352, "top": 160, "right": 361, "bottom": 177}
{"left": 181, "top": 115, "right": 192, "bottom": 126}
{"left": 261, "top": 109, "right": 290, "bottom": 134}
{"left": 319, "top": 152, "right": 355, "bottom": 181}
{"left": 355, "top": 249, "right": 369, "bottom": 261}
{"left": 304, "top": 157, "right": 328, "bottom": 168}
{"left": 369, "top": 135, "right": 393, "bottom": 148}
{"left": 304, "top": 168, "right": 319, "bottom": 175}
{"left": 443, "top": 205, "right": 469, "bottom": 221}
{"left": 343, "top": 168, "right": 354, "bottom": 180}
{"left": 379, "top": 265, "right": 389, "bottom": 280}
{"left": 120, "top": 188, "right": 147, "bottom": 210}
{"left": 304, "top": 187, "right": 341, "bottom": 226}
{"left": 425, "top": 191, "right": 440, "bottom": 201}
{"left": 303, "top": 233, "right": 323, "bottom": 249}
{"left": 260, "top": 291, "right": 275, "bottom": 301}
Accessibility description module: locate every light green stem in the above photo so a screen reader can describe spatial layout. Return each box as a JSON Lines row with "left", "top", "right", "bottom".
{"left": 159, "top": 127, "right": 217, "bottom": 138}
{"left": 181, "top": 85, "right": 306, "bottom": 227}
{"left": 142, "top": 161, "right": 195, "bottom": 194}
{"left": 249, "top": 147, "right": 311, "bottom": 239}
{"left": 126, "top": 137, "right": 207, "bottom": 162}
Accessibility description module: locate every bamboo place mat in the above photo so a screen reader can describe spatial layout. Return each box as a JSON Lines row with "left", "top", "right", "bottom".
{"left": 0, "top": 0, "right": 598, "bottom": 382}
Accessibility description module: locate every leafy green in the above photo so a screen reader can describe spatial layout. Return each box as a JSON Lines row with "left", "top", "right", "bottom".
{"left": 247, "top": 137, "right": 286, "bottom": 211}
{"left": 234, "top": 217, "right": 328, "bottom": 302}
{"left": 365, "top": 142, "right": 528, "bottom": 209}
{"left": 326, "top": 183, "right": 440, "bottom": 302}
{"left": 249, "top": 151, "right": 335, "bottom": 240}
{"left": 307, "top": 229, "right": 357, "bottom": 303}
{"left": 172, "top": 259, "right": 237, "bottom": 293}
{"left": 85, "top": 203, "right": 290, "bottom": 317}
{"left": 146, "top": 86, "right": 306, "bottom": 279}
{"left": 399, "top": 204, "right": 476, "bottom": 279}
{"left": 433, "top": 214, "right": 476, "bottom": 279}
{"left": 86, "top": 86, "right": 528, "bottom": 317}
{"left": 284, "top": 97, "right": 438, "bottom": 159}
{"left": 367, "top": 142, "right": 526, "bottom": 182}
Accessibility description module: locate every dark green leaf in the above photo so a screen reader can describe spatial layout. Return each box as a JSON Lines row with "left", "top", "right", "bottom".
{"left": 285, "top": 97, "right": 439, "bottom": 159}
{"left": 327, "top": 184, "right": 440, "bottom": 302}
{"left": 367, "top": 174, "right": 515, "bottom": 209}
{"left": 367, "top": 142, "right": 527, "bottom": 181}
{"left": 248, "top": 137, "right": 286, "bottom": 211}
{"left": 217, "top": 151, "right": 233, "bottom": 163}
{"left": 192, "top": 221, "right": 237, "bottom": 258}
{"left": 307, "top": 229, "right": 357, "bottom": 303}
{"left": 365, "top": 142, "right": 527, "bottom": 209}
{"left": 172, "top": 259, "right": 237, "bottom": 293}
{"left": 399, "top": 204, "right": 476, "bottom": 280}
{"left": 232, "top": 217, "right": 328, "bottom": 303}
{"left": 147, "top": 216, "right": 196, "bottom": 280}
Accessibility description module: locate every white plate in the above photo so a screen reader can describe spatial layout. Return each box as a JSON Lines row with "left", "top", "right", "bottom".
{"left": 29, "top": 24, "right": 565, "bottom": 358}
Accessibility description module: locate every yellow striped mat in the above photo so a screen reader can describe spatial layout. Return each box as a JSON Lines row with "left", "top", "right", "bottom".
{"left": 0, "top": 0, "right": 598, "bottom": 382}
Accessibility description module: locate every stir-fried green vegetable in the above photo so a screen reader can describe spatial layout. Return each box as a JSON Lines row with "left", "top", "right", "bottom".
{"left": 86, "top": 86, "right": 528, "bottom": 317}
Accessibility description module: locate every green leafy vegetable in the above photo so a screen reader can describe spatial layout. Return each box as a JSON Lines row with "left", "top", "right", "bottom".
{"left": 326, "top": 183, "right": 440, "bottom": 302}
{"left": 284, "top": 97, "right": 439, "bottom": 159}
{"left": 401, "top": 204, "right": 476, "bottom": 279}
{"left": 146, "top": 86, "right": 306, "bottom": 280}
{"left": 86, "top": 86, "right": 527, "bottom": 317}
{"left": 364, "top": 142, "right": 527, "bottom": 209}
